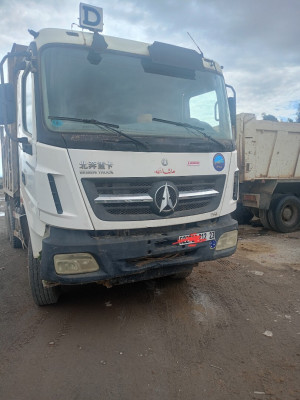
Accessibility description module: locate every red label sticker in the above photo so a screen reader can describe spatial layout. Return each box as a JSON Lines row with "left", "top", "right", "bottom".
{"left": 173, "top": 233, "right": 207, "bottom": 247}
{"left": 173, "top": 231, "right": 215, "bottom": 247}
{"left": 154, "top": 168, "right": 175, "bottom": 175}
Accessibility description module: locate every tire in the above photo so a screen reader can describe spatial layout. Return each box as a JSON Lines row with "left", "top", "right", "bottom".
{"left": 259, "top": 209, "right": 271, "bottom": 229}
{"left": 266, "top": 207, "right": 277, "bottom": 231}
{"left": 28, "top": 239, "right": 60, "bottom": 306}
{"left": 6, "top": 201, "right": 22, "bottom": 248}
{"left": 232, "top": 203, "right": 253, "bottom": 225}
{"left": 171, "top": 264, "right": 194, "bottom": 279}
{"left": 269, "top": 195, "right": 300, "bottom": 233}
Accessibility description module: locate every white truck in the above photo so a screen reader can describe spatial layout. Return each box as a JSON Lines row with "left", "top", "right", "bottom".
{"left": 0, "top": 5, "right": 238, "bottom": 305}
{"left": 235, "top": 113, "right": 300, "bottom": 232}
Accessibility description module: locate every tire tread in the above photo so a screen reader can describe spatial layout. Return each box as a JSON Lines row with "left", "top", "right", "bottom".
{"left": 28, "top": 239, "right": 60, "bottom": 306}
{"left": 269, "top": 195, "right": 300, "bottom": 233}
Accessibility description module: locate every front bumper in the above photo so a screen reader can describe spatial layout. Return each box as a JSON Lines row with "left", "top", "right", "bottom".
{"left": 41, "top": 214, "right": 238, "bottom": 285}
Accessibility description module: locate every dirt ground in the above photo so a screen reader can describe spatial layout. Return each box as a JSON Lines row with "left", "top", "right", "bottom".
{"left": 0, "top": 191, "right": 299, "bottom": 400}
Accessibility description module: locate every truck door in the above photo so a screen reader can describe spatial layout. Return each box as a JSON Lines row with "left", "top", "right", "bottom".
{"left": 18, "top": 68, "right": 39, "bottom": 236}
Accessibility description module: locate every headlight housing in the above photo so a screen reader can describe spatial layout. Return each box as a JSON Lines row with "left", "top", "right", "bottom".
{"left": 216, "top": 230, "right": 238, "bottom": 251}
{"left": 54, "top": 253, "right": 99, "bottom": 275}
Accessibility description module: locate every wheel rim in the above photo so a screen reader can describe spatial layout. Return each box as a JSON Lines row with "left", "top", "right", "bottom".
{"left": 281, "top": 204, "right": 297, "bottom": 227}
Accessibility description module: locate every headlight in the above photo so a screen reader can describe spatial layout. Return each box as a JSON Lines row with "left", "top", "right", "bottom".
{"left": 54, "top": 253, "right": 99, "bottom": 275}
{"left": 216, "top": 230, "right": 238, "bottom": 251}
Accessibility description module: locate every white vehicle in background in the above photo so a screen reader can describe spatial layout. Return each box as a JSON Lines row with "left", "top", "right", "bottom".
{"left": 0, "top": 4, "right": 238, "bottom": 305}
{"left": 235, "top": 113, "right": 300, "bottom": 232}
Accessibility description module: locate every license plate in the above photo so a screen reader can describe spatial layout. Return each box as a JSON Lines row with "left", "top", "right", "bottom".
{"left": 175, "top": 230, "right": 215, "bottom": 246}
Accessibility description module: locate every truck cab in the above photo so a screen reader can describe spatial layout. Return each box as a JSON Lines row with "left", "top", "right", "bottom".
{"left": 0, "top": 11, "right": 238, "bottom": 305}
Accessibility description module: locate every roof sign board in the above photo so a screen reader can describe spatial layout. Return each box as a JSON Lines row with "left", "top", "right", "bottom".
{"left": 79, "top": 3, "right": 103, "bottom": 32}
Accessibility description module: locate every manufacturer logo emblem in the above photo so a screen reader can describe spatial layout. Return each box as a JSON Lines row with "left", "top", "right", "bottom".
{"left": 150, "top": 182, "right": 178, "bottom": 215}
{"left": 213, "top": 153, "right": 225, "bottom": 171}
{"left": 161, "top": 158, "right": 168, "bottom": 167}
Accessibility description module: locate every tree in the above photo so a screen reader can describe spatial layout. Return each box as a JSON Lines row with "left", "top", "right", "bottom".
{"left": 262, "top": 113, "right": 278, "bottom": 121}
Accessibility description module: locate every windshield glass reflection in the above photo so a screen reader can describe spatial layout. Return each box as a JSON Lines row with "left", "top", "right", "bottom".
{"left": 41, "top": 46, "right": 232, "bottom": 140}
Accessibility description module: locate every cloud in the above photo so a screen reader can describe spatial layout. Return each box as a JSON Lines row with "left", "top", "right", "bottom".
{"left": 105, "top": 0, "right": 300, "bottom": 67}
{"left": 226, "top": 65, "right": 300, "bottom": 119}
{"left": 0, "top": 0, "right": 299, "bottom": 120}
{"left": 104, "top": 0, "right": 300, "bottom": 120}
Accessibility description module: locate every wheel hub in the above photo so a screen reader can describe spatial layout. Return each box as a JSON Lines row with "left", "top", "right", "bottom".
{"left": 282, "top": 206, "right": 293, "bottom": 221}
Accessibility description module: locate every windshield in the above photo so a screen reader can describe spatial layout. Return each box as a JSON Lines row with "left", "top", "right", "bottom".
{"left": 41, "top": 46, "right": 232, "bottom": 141}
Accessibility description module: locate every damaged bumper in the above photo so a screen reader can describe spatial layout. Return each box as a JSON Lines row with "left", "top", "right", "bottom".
{"left": 41, "top": 214, "right": 238, "bottom": 285}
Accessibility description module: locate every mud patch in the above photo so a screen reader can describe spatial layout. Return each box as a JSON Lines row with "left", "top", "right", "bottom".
{"left": 284, "top": 263, "right": 300, "bottom": 271}
{"left": 238, "top": 241, "right": 274, "bottom": 253}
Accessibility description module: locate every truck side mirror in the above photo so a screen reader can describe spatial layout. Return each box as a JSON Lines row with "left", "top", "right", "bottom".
{"left": 228, "top": 96, "right": 236, "bottom": 127}
{"left": 226, "top": 84, "right": 236, "bottom": 129}
{"left": 0, "top": 83, "right": 16, "bottom": 125}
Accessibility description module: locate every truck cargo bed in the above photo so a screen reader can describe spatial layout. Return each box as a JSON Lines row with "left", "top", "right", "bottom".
{"left": 237, "top": 113, "right": 300, "bottom": 182}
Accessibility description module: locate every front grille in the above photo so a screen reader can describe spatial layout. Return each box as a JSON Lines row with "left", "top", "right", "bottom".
{"left": 91, "top": 178, "right": 216, "bottom": 195}
{"left": 82, "top": 175, "right": 225, "bottom": 221}
{"left": 103, "top": 197, "right": 210, "bottom": 215}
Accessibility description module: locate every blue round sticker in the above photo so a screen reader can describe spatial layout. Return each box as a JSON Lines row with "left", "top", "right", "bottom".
{"left": 213, "top": 153, "right": 225, "bottom": 171}
{"left": 51, "top": 119, "right": 63, "bottom": 127}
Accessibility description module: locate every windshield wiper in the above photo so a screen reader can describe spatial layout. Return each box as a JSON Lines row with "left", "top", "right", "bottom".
{"left": 152, "top": 117, "right": 226, "bottom": 150}
{"left": 48, "top": 116, "right": 149, "bottom": 151}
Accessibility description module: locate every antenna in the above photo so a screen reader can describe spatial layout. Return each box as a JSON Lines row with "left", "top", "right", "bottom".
{"left": 187, "top": 32, "right": 203, "bottom": 57}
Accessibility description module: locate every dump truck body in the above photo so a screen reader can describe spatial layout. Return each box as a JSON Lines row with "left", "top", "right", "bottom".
{"left": 236, "top": 113, "right": 300, "bottom": 231}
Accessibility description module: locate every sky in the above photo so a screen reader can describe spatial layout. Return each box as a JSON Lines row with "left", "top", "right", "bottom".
{"left": 2, "top": 0, "right": 299, "bottom": 177}
{"left": 0, "top": 0, "right": 299, "bottom": 124}
{"left": 0, "top": 0, "right": 299, "bottom": 122}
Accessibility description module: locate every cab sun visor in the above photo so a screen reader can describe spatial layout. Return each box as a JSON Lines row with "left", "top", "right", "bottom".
{"left": 141, "top": 59, "right": 195, "bottom": 80}
{"left": 148, "top": 41, "right": 204, "bottom": 71}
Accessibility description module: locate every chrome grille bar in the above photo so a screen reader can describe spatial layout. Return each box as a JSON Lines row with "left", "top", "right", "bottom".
{"left": 95, "top": 189, "right": 218, "bottom": 204}
{"left": 95, "top": 194, "right": 153, "bottom": 204}
{"left": 179, "top": 189, "right": 219, "bottom": 199}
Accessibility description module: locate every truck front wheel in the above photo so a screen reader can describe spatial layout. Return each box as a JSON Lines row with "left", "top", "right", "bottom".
{"left": 269, "top": 195, "right": 300, "bottom": 233}
{"left": 28, "top": 239, "right": 60, "bottom": 306}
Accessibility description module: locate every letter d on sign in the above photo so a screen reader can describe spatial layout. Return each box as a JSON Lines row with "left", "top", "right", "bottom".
{"left": 79, "top": 3, "right": 103, "bottom": 31}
